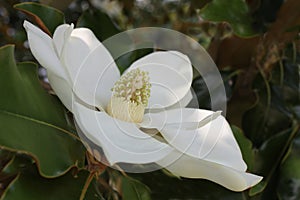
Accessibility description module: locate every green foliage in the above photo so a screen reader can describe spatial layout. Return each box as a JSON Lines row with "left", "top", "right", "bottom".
{"left": 0, "top": 45, "right": 85, "bottom": 177}
{"left": 121, "top": 176, "right": 151, "bottom": 200}
{"left": 14, "top": 2, "right": 64, "bottom": 35}
{"left": 200, "top": 0, "right": 257, "bottom": 37}
{"left": 77, "top": 9, "right": 120, "bottom": 41}
{"left": 1, "top": 155, "right": 101, "bottom": 200}
{"left": 277, "top": 131, "right": 300, "bottom": 200}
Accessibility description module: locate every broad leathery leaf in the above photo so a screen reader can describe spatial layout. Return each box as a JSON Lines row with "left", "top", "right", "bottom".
{"left": 231, "top": 126, "right": 255, "bottom": 170}
{"left": 1, "top": 160, "right": 102, "bottom": 200}
{"left": 14, "top": 2, "right": 64, "bottom": 35}
{"left": 77, "top": 9, "right": 120, "bottom": 41}
{"left": 200, "top": 0, "right": 257, "bottom": 37}
{"left": 0, "top": 45, "right": 85, "bottom": 177}
{"left": 249, "top": 128, "right": 297, "bottom": 196}
{"left": 129, "top": 171, "right": 244, "bottom": 200}
{"left": 121, "top": 176, "right": 151, "bottom": 200}
{"left": 277, "top": 129, "right": 300, "bottom": 200}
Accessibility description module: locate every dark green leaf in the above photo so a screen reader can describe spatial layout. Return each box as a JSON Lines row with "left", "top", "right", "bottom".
{"left": 121, "top": 176, "right": 151, "bottom": 200}
{"left": 231, "top": 126, "right": 255, "bottom": 170}
{"left": 1, "top": 163, "right": 102, "bottom": 200}
{"left": 130, "top": 171, "right": 244, "bottom": 200}
{"left": 200, "top": 0, "right": 257, "bottom": 37}
{"left": 0, "top": 45, "right": 85, "bottom": 177}
{"left": 249, "top": 127, "right": 298, "bottom": 196}
{"left": 192, "top": 70, "right": 237, "bottom": 110}
{"left": 277, "top": 130, "right": 300, "bottom": 200}
{"left": 14, "top": 2, "right": 64, "bottom": 35}
{"left": 77, "top": 9, "right": 120, "bottom": 41}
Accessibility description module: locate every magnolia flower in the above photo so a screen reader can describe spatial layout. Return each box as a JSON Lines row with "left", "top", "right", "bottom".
{"left": 23, "top": 20, "right": 262, "bottom": 191}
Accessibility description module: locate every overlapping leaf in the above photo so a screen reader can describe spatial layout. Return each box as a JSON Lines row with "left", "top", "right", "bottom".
{"left": 0, "top": 45, "right": 85, "bottom": 177}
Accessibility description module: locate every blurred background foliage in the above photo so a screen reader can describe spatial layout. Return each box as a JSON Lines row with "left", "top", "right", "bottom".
{"left": 0, "top": 0, "right": 299, "bottom": 199}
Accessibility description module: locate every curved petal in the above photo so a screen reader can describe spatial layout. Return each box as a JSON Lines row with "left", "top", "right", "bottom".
{"left": 73, "top": 102, "right": 172, "bottom": 165}
{"left": 53, "top": 24, "right": 73, "bottom": 57}
{"left": 47, "top": 71, "right": 73, "bottom": 111}
{"left": 23, "top": 21, "right": 68, "bottom": 79}
{"left": 141, "top": 108, "right": 246, "bottom": 171}
{"left": 146, "top": 89, "right": 193, "bottom": 113}
{"left": 126, "top": 51, "right": 193, "bottom": 109}
{"left": 157, "top": 150, "right": 263, "bottom": 192}
{"left": 71, "top": 45, "right": 120, "bottom": 109}
{"left": 141, "top": 107, "right": 214, "bottom": 129}
{"left": 61, "top": 28, "right": 120, "bottom": 108}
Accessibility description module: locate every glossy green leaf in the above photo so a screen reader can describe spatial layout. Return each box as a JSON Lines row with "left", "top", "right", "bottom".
{"left": 192, "top": 70, "right": 237, "bottom": 110}
{"left": 14, "top": 2, "right": 64, "bottom": 35}
{"left": 200, "top": 0, "right": 257, "bottom": 37}
{"left": 77, "top": 9, "right": 120, "bottom": 41}
{"left": 130, "top": 171, "right": 244, "bottom": 200}
{"left": 0, "top": 45, "right": 85, "bottom": 177}
{"left": 231, "top": 126, "right": 255, "bottom": 170}
{"left": 277, "top": 130, "right": 300, "bottom": 200}
{"left": 1, "top": 162, "right": 102, "bottom": 200}
{"left": 249, "top": 128, "right": 297, "bottom": 196}
{"left": 121, "top": 176, "right": 151, "bottom": 200}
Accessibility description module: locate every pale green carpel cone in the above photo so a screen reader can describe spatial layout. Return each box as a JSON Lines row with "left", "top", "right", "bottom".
{"left": 107, "top": 69, "right": 151, "bottom": 123}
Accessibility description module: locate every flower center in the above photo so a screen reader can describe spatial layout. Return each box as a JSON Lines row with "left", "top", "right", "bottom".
{"left": 107, "top": 68, "right": 151, "bottom": 123}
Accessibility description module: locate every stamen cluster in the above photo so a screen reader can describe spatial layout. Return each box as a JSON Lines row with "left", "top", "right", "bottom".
{"left": 111, "top": 68, "right": 151, "bottom": 106}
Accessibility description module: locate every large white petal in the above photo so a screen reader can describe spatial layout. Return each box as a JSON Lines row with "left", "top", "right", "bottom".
{"left": 53, "top": 24, "right": 73, "bottom": 57}
{"left": 23, "top": 21, "right": 68, "bottom": 79}
{"left": 141, "top": 108, "right": 246, "bottom": 171}
{"left": 126, "top": 51, "right": 193, "bottom": 109}
{"left": 62, "top": 28, "right": 101, "bottom": 81}
{"left": 73, "top": 102, "right": 172, "bottom": 165}
{"left": 72, "top": 45, "right": 120, "bottom": 109}
{"left": 157, "top": 150, "right": 263, "bottom": 192}
{"left": 62, "top": 28, "right": 120, "bottom": 108}
{"left": 146, "top": 89, "right": 193, "bottom": 113}
{"left": 47, "top": 71, "right": 73, "bottom": 111}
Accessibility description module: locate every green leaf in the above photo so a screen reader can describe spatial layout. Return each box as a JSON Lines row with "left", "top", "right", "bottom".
{"left": 1, "top": 162, "right": 102, "bottom": 200}
{"left": 200, "top": 0, "right": 257, "bottom": 37}
{"left": 192, "top": 69, "right": 237, "bottom": 110}
{"left": 231, "top": 126, "right": 255, "bottom": 170}
{"left": 77, "top": 9, "right": 120, "bottom": 41}
{"left": 14, "top": 2, "right": 64, "bottom": 35}
{"left": 249, "top": 127, "right": 297, "bottom": 196}
{"left": 277, "top": 130, "right": 300, "bottom": 200}
{"left": 0, "top": 45, "right": 85, "bottom": 177}
{"left": 121, "top": 176, "right": 151, "bottom": 200}
{"left": 130, "top": 171, "right": 244, "bottom": 200}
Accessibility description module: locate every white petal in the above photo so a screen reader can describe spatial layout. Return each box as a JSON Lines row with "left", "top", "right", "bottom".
{"left": 146, "top": 89, "right": 193, "bottom": 113}
{"left": 62, "top": 28, "right": 120, "bottom": 107}
{"left": 73, "top": 102, "right": 172, "bottom": 165}
{"left": 47, "top": 71, "right": 73, "bottom": 111}
{"left": 62, "top": 28, "right": 100, "bottom": 81}
{"left": 157, "top": 150, "right": 263, "bottom": 192}
{"left": 141, "top": 108, "right": 246, "bottom": 171}
{"left": 23, "top": 21, "right": 68, "bottom": 79}
{"left": 71, "top": 45, "right": 120, "bottom": 109}
{"left": 53, "top": 24, "right": 73, "bottom": 57}
{"left": 141, "top": 107, "right": 214, "bottom": 130}
{"left": 127, "top": 51, "right": 193, "bottom": 108}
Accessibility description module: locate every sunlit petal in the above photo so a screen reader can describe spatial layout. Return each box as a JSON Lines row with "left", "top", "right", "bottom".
{"left": 47, "top": 72, "right": 73, "bottom": 111}
{"left": 53, "top": 24, "right": 73, "bottom": 57}
{"left": 141, "top": 108, "right": 246, "bottom": 171}
{"left": 62, "top": 28, "right": 120, "bottom": 108}
{"left": 157, "top": 150, "right": 263, "bottom": 192}
{"left": 73, "top": 102, "right": 172, "bottom": 165}
{"left": 23, "top": 20, "right": 68, "bottom": 79}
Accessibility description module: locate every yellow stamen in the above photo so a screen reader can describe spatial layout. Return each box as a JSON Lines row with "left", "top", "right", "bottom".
{"left": 107, "top": 69, "right": 151, "bottom": 123}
